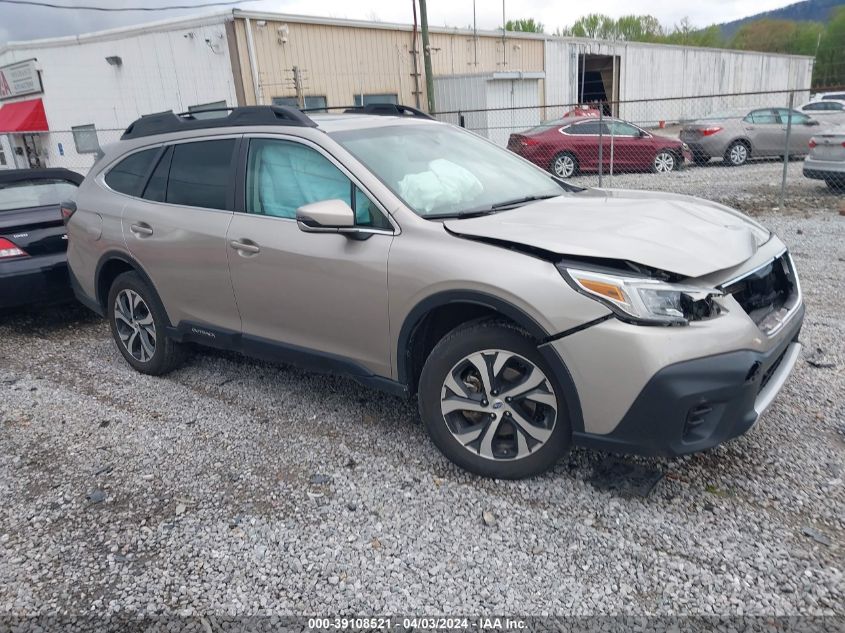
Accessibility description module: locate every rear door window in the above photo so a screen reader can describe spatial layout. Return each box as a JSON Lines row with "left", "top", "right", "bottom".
{"left": 747, "top": 110, "right": 778, "bottom": 124}
{"left": 165, "top": 139, "right": 236, "bottom": 210}
{"left": 104, "top": 148, "right": 159, "bottom": 196}
{"left": 568, "top": 121, "right": 609, "bottom": 135}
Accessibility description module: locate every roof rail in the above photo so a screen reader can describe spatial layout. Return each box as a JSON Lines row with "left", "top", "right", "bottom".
{"left": 302, "top": 103, "right": 434, "bottom": 120}
{"left": 121, "top": 105, "right": 317, "bottom": 140}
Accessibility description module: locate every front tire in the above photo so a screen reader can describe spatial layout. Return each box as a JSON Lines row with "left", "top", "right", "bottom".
{"left": 418, "top": 320, "right": 571, "bottom": 479}
{"left": 107, "top": 271, "right": 185, "bottom": 375}
{"left": 653, "top": 150, "right": 677, "bottom": 173}
{"left": 550, "top": 152, "right": 578, "bottom": 179}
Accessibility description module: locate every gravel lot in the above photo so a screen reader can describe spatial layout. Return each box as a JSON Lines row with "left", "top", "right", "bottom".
{"left": 0, "top": 176, "right": 843, "bottom": 621}
{"left": 569, "top": 154, "right": 841, "bottom": 215}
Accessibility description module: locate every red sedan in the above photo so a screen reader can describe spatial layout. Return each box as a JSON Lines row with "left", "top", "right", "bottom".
{"left": 508, "top": 116, "right": 692, "bottom": 178}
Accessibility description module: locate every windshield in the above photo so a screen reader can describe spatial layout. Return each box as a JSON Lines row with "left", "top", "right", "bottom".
{"left": 331, "top": 124, "right": 564, "bottom": 217}
{"left": 0, "top": 179, "right": 79, "bottom": 212}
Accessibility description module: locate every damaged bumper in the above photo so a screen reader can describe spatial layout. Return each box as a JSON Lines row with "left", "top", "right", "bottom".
{"left": 570, "top": 305, "right": 803, "bottom": 457}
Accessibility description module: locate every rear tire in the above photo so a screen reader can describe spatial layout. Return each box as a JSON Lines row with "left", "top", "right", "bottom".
{"left": 107, "top": 271, "right": 185, "bottom": 376}
{"left": 724, "top": 140, "right": 749, "bottom": 166}
{"left": 826, "top": 177, "right": 845, "bottom": 192}
{"left": 550, "top": 152, "right": 578, "bottom": 179}
{"left": 418, "top": 320, "right": 571, "bottom": 479}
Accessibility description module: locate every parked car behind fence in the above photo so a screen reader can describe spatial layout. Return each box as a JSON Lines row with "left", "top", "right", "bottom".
{"left": 680, "top": 107, "right": 822, "bottom": 166}
{"left": 803, "top": 124, "right": 845, "bottom": 192}
{"left": 508, "top": 116, "right": 691, "bottom": 178}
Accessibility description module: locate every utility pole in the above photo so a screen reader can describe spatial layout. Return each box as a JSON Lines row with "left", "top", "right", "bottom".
{"left": 292, "top": 66, "right": 304, "bottom": 109}
{"left": 418, "top": 0, "right": 435, "bottom": 113}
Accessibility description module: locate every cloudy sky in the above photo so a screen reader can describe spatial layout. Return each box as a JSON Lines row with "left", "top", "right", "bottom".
{"left": 0, "top": 0, "right": 801, "bottom": 45}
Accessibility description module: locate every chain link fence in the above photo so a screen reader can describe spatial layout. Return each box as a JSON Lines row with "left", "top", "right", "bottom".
{"left": 3, "top": 89, "right": 843, "bottom": 213}
{"left": 435, "top": 88, "right": 845, "bottom": 211}
{"left": 0, "top": 128, "right": 123, "bottom": 175}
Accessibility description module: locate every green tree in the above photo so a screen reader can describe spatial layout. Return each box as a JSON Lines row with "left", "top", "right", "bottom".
{"left": 504, "top": 18, "right": 544, "bottom": 33}
{"left": 814, "top": 6, "right": 845, "bottom": 86}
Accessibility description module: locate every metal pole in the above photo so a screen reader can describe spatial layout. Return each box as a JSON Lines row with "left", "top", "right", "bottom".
{"left": 780, "top": 91, "right": 794, "bottom": 209}
{"left": 418, "top": 0, "right": 436, "bottom": 113}
{"left": 501, "top": 0, "right": 506, "bottom": 67}
{"left": 473, "top": 0, "right": 478, "bottom": 67}
{"left": 609, "top": 116, "right": 615, "bottom": 184}
{"left": 598, "top": 107, "right": 604, "bottom": 187}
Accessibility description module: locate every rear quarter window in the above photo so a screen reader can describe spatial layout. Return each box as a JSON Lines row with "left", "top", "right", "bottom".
{"left": 104, "top": 148, "right": 159, "bottom": 196}
{"left": 0, "top": 179, "right": 79, "bottom": 212}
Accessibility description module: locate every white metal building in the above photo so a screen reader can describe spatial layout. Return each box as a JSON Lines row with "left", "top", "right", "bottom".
{"left": 0, "top": 12, "right": 239, "bottom": 172}
{"left": 434, "top": 72, "right": 545, "bottom": 146}
{"left": 543, "top": 38, "right": 814, "bottom": 122}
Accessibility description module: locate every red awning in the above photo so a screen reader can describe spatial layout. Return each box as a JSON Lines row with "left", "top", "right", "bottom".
{"left": 0, "top": 98, "right": 48, "bottom": 133}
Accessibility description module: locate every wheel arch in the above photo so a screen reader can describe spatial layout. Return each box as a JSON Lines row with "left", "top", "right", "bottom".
{"left": 397, "top": 290, "right": 585, "bottom": 433}
{"left": 95, "top": 251, "right": 169, "bottom": 323}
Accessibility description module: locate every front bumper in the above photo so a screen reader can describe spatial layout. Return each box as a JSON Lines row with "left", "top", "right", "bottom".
{"left": 571, "top": 304, "right": 803, "bottom": 457}
{"left": 0, "top": 252, "right": 72, "bottom": 309}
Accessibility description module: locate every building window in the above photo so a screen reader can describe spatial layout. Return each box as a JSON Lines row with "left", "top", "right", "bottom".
{"left": 188, "top": 101, "right": 228, "bottom": 119}
{"left": 72, "top": 124, "right": 100, "bottom": 154}
{"left": 353, "top": 94, "right": 398, "bottom": 107}
{"left": 271, "top": 96, "right": 327, "bottom": 111}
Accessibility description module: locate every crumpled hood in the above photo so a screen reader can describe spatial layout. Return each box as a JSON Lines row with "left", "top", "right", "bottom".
{"left": 443, "top": 188, "right": 770, "bottom": 278}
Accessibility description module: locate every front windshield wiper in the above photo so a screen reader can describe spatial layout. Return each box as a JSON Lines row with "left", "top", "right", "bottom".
{"left": 426, "top": 194, "right": 561, "bottom": 220}
{"left": 490, "top": 194, "right": 561, "bottom": 209}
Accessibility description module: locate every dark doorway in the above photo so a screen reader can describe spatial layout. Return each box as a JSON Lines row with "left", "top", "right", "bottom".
{"left": 577, "top": 54, "right": 620, "bottom": 116}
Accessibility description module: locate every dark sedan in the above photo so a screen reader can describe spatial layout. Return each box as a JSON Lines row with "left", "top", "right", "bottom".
{"left": 0, "top": 168, "right": 83, "bottom": 309}
{"left": 508, "top": 116, "right": 691, "bottom": 178}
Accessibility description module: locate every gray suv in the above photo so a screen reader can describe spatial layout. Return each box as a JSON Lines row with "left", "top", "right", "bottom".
{"left": 68, "top": 105, "right": 804, "bottom": 479}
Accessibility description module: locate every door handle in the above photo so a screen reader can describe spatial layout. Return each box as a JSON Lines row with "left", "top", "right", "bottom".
{"left": 130, "top": 223, "right": 153, "bottom": 237}
{"left": 229, "top": 239, "right": 260, "bottom": 254}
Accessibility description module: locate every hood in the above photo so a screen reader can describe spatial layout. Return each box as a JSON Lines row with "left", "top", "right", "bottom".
{"left": 443, "top": 189, "right": 770, "bottom": 278}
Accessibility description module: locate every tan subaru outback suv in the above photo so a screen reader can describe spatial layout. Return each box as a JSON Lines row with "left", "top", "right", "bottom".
{"left": 67, "top": 105, "right": 804, "bottom": 479}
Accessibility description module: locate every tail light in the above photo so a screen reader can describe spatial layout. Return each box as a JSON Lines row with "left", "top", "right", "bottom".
{"left": 520, "top": 138, "right": 540, "bottom": 147}
{"left": 700, "top": 127, "right": 722, "bottom": 136}
{"left": 809, "top": 139, "right": 817, "bottom": 149}
{"left": 0, "top": 237, "right": 28, "bottom": 259}
{"left": 60, "top": 200, "right": 77, "bottom": 224}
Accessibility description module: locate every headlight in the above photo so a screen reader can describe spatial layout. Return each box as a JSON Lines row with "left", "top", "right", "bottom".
{"left": 559, "top": 266, "right": 722, "bottom": 326}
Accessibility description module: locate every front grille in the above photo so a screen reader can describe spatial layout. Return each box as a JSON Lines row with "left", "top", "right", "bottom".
{"left": 722, "top": 254, "right": 797, "bottom": 333}
{"left": 759, "top": 347, "right": 788, "bottom": 393}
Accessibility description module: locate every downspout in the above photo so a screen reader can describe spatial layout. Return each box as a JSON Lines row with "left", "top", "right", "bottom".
{"left": 244, "top": 17, "right": 263, "bottom": 105}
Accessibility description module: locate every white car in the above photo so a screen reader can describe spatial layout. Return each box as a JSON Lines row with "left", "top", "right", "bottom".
{"left": 798, "top": 100, "right": 845, "bottom": 125}
{"left": 804, "top": 124, "right": 845, "bottom": 192}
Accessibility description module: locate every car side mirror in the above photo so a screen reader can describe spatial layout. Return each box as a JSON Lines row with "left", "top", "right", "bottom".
{"left": 806, "top": 119, "right": 820, "bottom": 126}
{"left": 639, "top": 130, "right": 649, "bottom": 138}
{"left": 296, "top": 199, "right": 355, "bottom": 233}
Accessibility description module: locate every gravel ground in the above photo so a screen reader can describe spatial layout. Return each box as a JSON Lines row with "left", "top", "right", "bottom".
{"left": 569, "top": 156, "right": 840, "bottom": 215}
{"left": 0, "top": 204, "right": 843, "bottom": 622}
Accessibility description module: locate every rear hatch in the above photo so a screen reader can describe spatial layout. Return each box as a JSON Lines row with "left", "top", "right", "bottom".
{"left": 809, "top": 128, "right": 845, "bottom": 162}
{"left": 0, "top": 170, "right": 82, "bottom": 259}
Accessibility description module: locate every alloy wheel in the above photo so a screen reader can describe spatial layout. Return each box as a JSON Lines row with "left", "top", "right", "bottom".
{"left": 654, "top": 151, "right": 676, "bottom": 173}
{"left": 553, "top": 155, "right": 575, "bottom": 178}
{"left": 113, "top": 289, "right": 156, "bottom": 363}
{"left": 440, "top": 349, "right": 557, "bottom": 461}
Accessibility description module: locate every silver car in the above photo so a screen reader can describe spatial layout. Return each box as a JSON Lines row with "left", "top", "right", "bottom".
{"left": 804, "top": 124, "right": 845, "bottom": 191}
{"left": 680, "top": 107, "right": 822, "bottom": 166}
{"left": 67, "top": 105, "right": 804, "bottom": 479}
